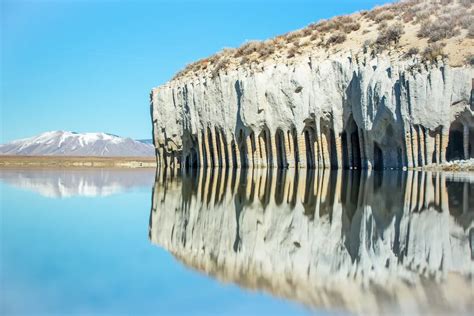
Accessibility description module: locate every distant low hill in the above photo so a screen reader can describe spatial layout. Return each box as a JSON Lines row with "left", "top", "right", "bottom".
{"left": 0, "top": 131, "right": 155, "bottom": 157}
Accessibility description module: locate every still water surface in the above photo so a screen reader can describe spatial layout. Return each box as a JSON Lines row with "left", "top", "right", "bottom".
{"left": 1, "top": 168, "right": 473, "bottom": 315}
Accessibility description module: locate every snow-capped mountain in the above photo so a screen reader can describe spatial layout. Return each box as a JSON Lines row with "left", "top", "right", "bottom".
{"left": 0, "top": 131, "right": 155, "bottom": 157}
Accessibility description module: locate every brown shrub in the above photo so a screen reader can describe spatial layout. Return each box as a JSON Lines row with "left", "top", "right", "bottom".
{"left": 287, "top": 47, "right": 298, "bottom": 58}
{"left": 404, "top": 47, "right": 419, "bottom": 58}
{"left": 376, "top": 22, "right": 404, "bottom": 46}
{"left": 374, "top": 11, "right": 395, "bottom": 23}
{"left": 468, "top": 24, "right": 474, "bottom": 39}
{"left": 326, "top": 32, "right": 347, "bottom": 45}
{"left": 422, "top": 44, "right": 445, "bottom": 63}
{"left": 418, "top": 19, "right": 460, "bottom": 42}
{"left": 466, "top": 54, "right": 474, "bottom": 66}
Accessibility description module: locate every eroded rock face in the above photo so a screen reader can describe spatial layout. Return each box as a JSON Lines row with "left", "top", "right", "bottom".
{"left": 149, "top": 169, "right": 474, "bottom": 315}
{"left": 151, "top": 55, "right": 474, "bottom": 169}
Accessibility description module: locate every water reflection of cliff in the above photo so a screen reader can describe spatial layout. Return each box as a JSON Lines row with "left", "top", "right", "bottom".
{"left": 0, "top": 168, "right": 156, "bottom": 198}
{"left": 149, "top": 169, "right": 474, "bottom": 315}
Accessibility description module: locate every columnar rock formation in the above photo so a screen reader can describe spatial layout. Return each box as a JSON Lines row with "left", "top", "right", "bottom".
{"left": 151, "top": 57, "right": 474, "bottom": 170}
{"left": 149, "top": 169, "right": 474, "bottom": 315}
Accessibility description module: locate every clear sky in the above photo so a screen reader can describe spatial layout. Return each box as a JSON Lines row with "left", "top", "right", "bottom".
{"left": 1, "top": 0, "right": 390, "bottom": 143}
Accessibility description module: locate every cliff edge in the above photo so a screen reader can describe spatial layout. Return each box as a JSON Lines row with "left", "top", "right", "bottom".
{"left": 151, "top": 0, "right": 474, "bottom": 170}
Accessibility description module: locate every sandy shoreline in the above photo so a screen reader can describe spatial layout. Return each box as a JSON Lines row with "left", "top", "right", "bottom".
{"left": 0, "top": 155, "right": 157, "bottom": 168}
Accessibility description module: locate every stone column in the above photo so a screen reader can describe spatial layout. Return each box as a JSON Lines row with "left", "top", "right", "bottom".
{"left": 364, "top": 134, "right": 374, "bottom": 171}
{"left": 418, "top": 126, "right": 426, "bottom": 167}
{"left": 405, "top": 127, "right": 414, "bottom": 168}
{"left": 226, "top": 139, "right": 234, "bottom": 169}
{"left": 253, "top": 134, "right": 261, "bottom": 168}
{"left": 411, "top": 125, "right": 419, "bottom": 167}
{"left": 425, "top": 131, "right": 434, "bottom": 165}
{"left": 358, "top": 128, "right": 366, "bottom": 170}
{"left": 259, "top": 133, "right": 268, "bottom": 168}
{"left": 218, "top": 131, "right": 227, "bottom": 168}
{"left": 320, "top": 130, "right": 330, "bottom": 169}
{"left": 434, "top": 132, "right": 440, "bottom": 164}
{"left": 440, "top": 126, "right": 449, "bottom": 163}
{"left": 334, "top": 132, "right": 343, "bottom": 169}
{"left": 284, "top": 131, "right": 295, "bottom": 168}
{"left": 313, "top": 132, "right": 320, "bottom": 169}
{"left": 203, "top": 129, "right": 211, "bottom": 168}
{"left": 234, "top": 141, "right": 241, "bottom": 169}
{"left": 297, "top": 132, "right": 307, "bottom": 168}
{"left": 463, "top": 124, "right": 469, "bottom": 160}
{"left": 211, "top": 128, "right": 219, "bottom": 168}
{"left": 157, "top": 146, "right": 164, "bottom": 169}
{"left": 269, "top": 132, "right": 278, "bottom": 168}
{"left": 346, "top": 133, "right": 353, "bottom": 169}
{"left": 197, "top": 133, "right": 204, "bottom": 168}
{"left": 246, "top": 135, "right": 254, "bottom": 168}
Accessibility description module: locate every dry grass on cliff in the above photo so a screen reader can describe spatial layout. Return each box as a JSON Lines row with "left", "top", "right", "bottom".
{"left": 172, "top": 0, "right": 474, "bottom": 80}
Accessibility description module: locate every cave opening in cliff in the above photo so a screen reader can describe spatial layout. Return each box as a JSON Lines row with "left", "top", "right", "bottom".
{"left": 374, "top": 142, "right": 384, "bottom": 170}
{"left": 343, "top": 116, "right": 361, "bottom": 169}
{"left": 447, "top": 121, "right": 464, "bottom": 161}
{"left": 275, "top": 129, "right": 286, "bottom": 169}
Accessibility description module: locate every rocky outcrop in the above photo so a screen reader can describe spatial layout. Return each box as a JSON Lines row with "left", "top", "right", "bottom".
{"left": 149, "top": 169, "right": 474, "bottom": 315}
{"left": 151, "top": 55, "right": 474, "bottom": 170}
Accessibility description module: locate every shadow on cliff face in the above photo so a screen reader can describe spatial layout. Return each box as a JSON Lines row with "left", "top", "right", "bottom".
{"left": 149, "top": 168, "right": 473, "bottom": 315}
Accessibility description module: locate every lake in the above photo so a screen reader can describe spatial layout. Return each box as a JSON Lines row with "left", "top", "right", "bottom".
{"left": 1, "top": 167, "right": 473, "bottom": 315}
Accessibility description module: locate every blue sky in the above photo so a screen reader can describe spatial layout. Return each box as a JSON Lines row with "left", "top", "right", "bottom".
{"left": 1, "top": 0, "right": 390, "bottom": 143}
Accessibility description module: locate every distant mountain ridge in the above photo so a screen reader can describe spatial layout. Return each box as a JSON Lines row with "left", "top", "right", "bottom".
{"left": 0, "top": 131, "right": 155, "bottom": 157}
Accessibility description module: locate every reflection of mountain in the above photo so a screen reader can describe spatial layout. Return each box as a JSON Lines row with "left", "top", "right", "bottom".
{"left": 0, "top": 169, "right": 156, "bottom": 198}
{"left": 149, "top": 169, "right": 474, "bottom": 315}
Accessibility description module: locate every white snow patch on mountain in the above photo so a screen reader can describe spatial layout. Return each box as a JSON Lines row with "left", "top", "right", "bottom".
{"left": 0, "top": 131, "right": 155, "bottom": 157}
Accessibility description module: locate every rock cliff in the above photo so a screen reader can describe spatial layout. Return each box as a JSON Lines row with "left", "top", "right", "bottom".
{"left": 149, "top": 169, "right": 474, "bottom": 315}
{"left": 151, "top": 0, "right": 474, "bottom": 170}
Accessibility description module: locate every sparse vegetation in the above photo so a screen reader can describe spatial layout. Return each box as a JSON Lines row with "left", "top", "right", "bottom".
{"left": 376, "top": 22, "right": 404, "bottom": 47}
{"left": 326, "top": 32, "right": 347, "bottom": 46}
{"left": 422, "top": 44, "right": 446, "bottom": 63}
{"left": 171, "top": 0, "right": 474, "bottom": 80}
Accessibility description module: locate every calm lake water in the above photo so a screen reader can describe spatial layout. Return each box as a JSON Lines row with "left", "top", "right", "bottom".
{"left": 1, "top": 168, "right": 473, "bottom": 315}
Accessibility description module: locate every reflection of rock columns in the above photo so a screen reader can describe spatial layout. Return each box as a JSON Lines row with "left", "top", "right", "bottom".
{"left": 211, "top": 128, "right": 219, "bottom": 168}
{"left": 246, "top": 135, "right": 254, "bottom": 168}
{"left": 204, "top": 129, "right": 211, "bottom": 168}
{"left": 463, "top": 125, "right": 469, "bottom": 159}
{"left": 297, "top": 133, "right": 307, "bottom": 168}
{"left": 440, "top": 127, "right": 449, "bottom": 163}
{"left": 285, "top": 131, "right": 295, "bottom": 168}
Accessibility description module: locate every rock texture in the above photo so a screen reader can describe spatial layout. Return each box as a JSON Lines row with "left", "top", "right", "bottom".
{"left": 149, "top": 169, "right": 474, "bottom": 315}
{"left": 151, "top": 55, "right": 474, "bottom": 170}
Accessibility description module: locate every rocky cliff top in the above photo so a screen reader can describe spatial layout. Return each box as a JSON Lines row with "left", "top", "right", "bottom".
{"left": 165, "top": 0, "right": 473, "bottom": 84}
